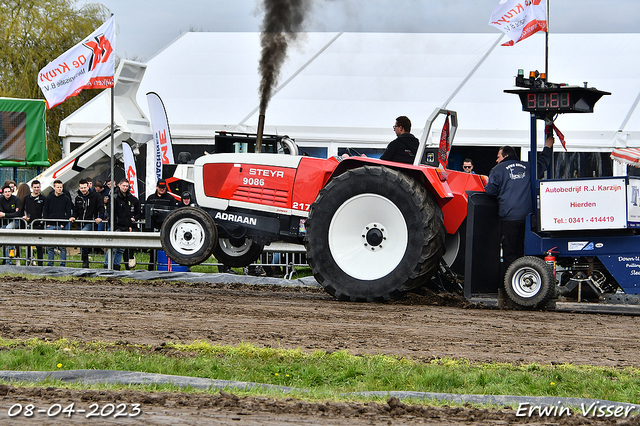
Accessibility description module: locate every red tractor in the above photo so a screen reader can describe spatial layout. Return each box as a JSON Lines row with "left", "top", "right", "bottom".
{"left": 159, "top": 109, "right": 487, "bottom": 301}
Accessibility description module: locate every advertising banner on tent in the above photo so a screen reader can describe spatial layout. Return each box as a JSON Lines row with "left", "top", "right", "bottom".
{"left": 488, "top": 0, "right": 547, "bottom": 46}
{"left": 0, "top": 98, "right": 48, "bottom": 167}
{"left": 37, "top": 16, "right": 115, "bottom": 109}
{"left": 122, "top": 143, "right": 139, "bottom": 199}
{"left": 146, "top": 92, "right": 174, "bottom": 183}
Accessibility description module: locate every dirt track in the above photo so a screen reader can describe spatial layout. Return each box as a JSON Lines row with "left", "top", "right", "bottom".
{"left": 0, "top": 275, "right": 639, "bottom": 425}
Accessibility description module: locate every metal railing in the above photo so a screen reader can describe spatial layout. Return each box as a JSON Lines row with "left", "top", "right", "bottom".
{"left": 0, "top": 220, "right": 308, "bottom": 276}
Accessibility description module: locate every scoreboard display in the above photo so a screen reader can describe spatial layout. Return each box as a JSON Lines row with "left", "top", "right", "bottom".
{"left": 505, "top": 86, "right": 610, "bottom": 114}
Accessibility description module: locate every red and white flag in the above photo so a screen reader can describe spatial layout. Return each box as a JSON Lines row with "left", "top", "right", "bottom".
{"left": 488, "top": 0, "right": 547, "bottom": 46}
{"left": 37, "top": 17, "right": 115, "bottom": 109}
{"left": 438, "top": 113, "right": 451, "bottom": 169}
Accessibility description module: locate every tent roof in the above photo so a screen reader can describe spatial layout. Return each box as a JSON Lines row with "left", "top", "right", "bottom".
{"left": 60, "top": 32, "right": 640, "bottom": 152}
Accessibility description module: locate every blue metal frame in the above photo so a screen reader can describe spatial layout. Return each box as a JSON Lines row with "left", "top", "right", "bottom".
{"left": 524, "top": 113, "right": 640, "bottom": 295}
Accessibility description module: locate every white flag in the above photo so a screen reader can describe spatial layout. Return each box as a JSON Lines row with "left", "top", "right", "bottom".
{"left": 488, "top": 0, "right": 547, "bottom": 46}
{"left": 146, "top": 92, "right": 175, "bottom": 183}
{"left": 122, "top": 142, "right": 139, "bottom": 199}
{"left": 37, "top": 17, "right": 115, "bottom": 109}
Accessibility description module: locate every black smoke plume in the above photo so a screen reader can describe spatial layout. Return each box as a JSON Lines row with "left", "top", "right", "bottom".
{"left": 259, "top": 0, "right": 311, "bottom": 115}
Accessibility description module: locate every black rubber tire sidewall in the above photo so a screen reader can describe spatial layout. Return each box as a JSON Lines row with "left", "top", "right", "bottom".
{"left": 504, "top": 256, "right": 555, "bottom": 308}
{"left": 213, "top": 237, "right": 264, "bottom": 268}
{"left": 305, "top": 165, "right": 445, "bottom": 302}
{"left": 160, "top": 207, "right": 217, "bottom": 266}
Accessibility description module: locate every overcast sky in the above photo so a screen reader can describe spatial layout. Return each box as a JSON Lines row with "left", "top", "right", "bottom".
{"left": 93, "top": 0, "right": 640, "bottom": 60}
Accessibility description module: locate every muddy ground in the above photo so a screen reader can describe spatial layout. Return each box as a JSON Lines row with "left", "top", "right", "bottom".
{"left": 0, "top": 275, "right": 639, "bottom": 425}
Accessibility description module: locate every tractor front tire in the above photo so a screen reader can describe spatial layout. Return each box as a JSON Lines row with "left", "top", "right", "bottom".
{"left": 160, "top": 207, "right": 217, "bottom": 266}
{"left": 214, "top": 237, "right": 264, "bottom": 268}
{"left": 305, "top": 165, "right": 445, "bottom": 302}
{"left": 504, "top": 256, "right": 556, "bottom": 308}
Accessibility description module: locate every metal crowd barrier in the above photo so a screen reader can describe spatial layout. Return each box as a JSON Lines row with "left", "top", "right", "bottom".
{"left": 0, "top": 219, "right": 309, "bottom": 275}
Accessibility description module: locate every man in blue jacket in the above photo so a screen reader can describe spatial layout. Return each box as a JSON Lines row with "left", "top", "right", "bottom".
{"left": 485, "top": 135, "right": 554, "bottom": 276}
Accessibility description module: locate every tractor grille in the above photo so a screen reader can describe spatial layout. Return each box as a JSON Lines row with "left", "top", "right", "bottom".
{"left": 233, "top": 186, "right": 290, "bottom": 207}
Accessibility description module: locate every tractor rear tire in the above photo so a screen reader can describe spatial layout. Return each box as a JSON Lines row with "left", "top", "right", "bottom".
{"left": 214, "top": 237, "right": 264, "bottom": 268}
{"left": 305, "top": 165, "right": 445, "bottom": 302}
{"left": 160, "top": 207, "right": 217, "bottom": 266}
{"left": 504, "top": 256, "right": 556, "bottom": 308}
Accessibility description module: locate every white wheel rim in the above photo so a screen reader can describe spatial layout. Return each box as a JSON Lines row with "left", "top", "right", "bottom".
{"left": 511, "top": 267, "right": 542, "bottom": 298}
{"left": 218, "top": 238, "right": 252, "bottom": 256}
{"left": 328, "top": 193, "right": 408, "bottom": 280}
{"left": 170, "top": 217, "right": 207, "bottom": 256}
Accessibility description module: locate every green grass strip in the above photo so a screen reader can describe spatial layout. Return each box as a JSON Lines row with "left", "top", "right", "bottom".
{"left": 0, "top": 338, "right": 638, "bottom": 405}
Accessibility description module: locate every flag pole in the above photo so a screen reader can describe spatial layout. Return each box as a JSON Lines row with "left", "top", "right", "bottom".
{"left": 108, "top": 13, "right": 115, "bottom": 269}
{"left": 545, "top": 0, "right": 549, "bottom": 82}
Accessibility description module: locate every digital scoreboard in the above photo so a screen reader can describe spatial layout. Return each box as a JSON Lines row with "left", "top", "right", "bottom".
{"left": 505, "top": 86, "right": 611, "bottom": 114}
{"left": 504, "top": 70, "right": 610, "bottom": 114}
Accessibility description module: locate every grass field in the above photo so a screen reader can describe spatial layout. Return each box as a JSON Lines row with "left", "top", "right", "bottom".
{"left": 0, "top": 338, "right": 638, "bottom": 407}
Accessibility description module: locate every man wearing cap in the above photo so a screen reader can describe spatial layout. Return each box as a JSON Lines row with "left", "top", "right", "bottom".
{"left": 145, "top": 179, "right": 177, "bottom": 270}
{"left": 179, "top": 191, "right": 196, "bottom": 208}
{"left": 146, "top": 179, "right": 174, "bottom": 204}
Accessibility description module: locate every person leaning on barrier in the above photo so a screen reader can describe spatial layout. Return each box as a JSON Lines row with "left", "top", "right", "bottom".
{"left": 3, "top": 180, "right": 16, "bottom": 195}
{"left": 145, "top": 179, "right": 177, "bottom": 271}
{"left": 70, "top": 178, "right": 105, "bottom": 268}
{"left": 22, "top": 180, "right": 45, "bottom": 266}
{"left": 0, "top": 184, "right": 22, "bottom": 264}
{"left": 43, "top": 180, "right": 72, "bottom": 267}
{"left": 93, "top": 180, "right": 108, "bottom": 232}
{"left": 14, "top": 183, "right": 30, "bottom": 264}
{"left": 103, "top": 179, "right": 141, "bottom": 270}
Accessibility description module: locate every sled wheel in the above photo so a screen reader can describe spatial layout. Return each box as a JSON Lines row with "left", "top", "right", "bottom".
{"left": 305, "top": 165, "right": 445, "bottom": 302}
{"left": 214, "top": 237, "right": 264, "bottom": 268}
{"left": 160, "top": 207, "right": 217, "bottom": 266}
{"left": 504, "top": 256, "right": 555, "bottom": 308}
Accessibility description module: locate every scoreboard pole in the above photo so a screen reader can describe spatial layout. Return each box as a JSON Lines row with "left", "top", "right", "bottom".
{"left": 530, "top": 113, "right": 539, "bottom": 212}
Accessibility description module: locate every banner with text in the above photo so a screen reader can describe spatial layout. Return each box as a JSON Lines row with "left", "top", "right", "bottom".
{"left": 37, "top": 17, "right": 115, "bottom": 109}
{"left": 540, "top": 179, "right": 627, "bottom": 231}
{"left": 146, "top": 92, "right": 175, "bottom": 183}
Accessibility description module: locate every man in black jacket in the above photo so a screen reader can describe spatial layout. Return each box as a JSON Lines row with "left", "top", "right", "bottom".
{"left": 145, "top": 179, "right": 176, "bottom": 270}
{"left": 380, "top": 116, "right": 419, "bottom": 164}
{"left": 22, "top": 180, "right": 45, "bottom": 265}
{"left": 0, "top": 184, "right": 22, "bottom": 264}
{"left": 103, "top": 179, "right": 141, "bottom": 270}
{"left": 70, "top": 179, "right": 105, "bottom": 268}
{"left": 43, "top": 180, "right": 72, "bottom": 267}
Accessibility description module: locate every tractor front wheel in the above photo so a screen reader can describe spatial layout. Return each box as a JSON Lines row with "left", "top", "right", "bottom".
{"left": 160, "top": 207, "right": 217, "bottom": 266}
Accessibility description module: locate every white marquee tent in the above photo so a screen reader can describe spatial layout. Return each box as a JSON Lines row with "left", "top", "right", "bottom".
{"left": 60, "top": 32, "right": 640, "bottom": 171}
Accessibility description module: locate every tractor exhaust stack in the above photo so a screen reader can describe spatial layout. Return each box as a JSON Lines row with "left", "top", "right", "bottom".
{"left": 256, "top": 114, "right": 265, "bottom": 153}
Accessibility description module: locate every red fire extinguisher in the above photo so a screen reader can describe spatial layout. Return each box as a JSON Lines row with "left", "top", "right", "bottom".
{"left": 544, "top": 247, "right": 558, "bottom": 282}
